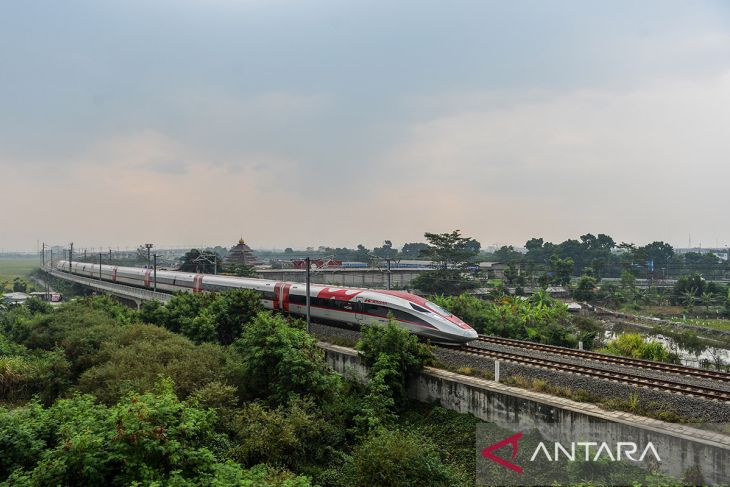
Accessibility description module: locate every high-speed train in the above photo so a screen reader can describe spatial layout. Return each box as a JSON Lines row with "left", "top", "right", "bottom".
{"left": 56, "top": 260, "right": 477, "bottom": 344}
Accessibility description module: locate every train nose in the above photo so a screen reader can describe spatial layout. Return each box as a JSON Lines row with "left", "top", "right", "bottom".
{"left": 464, "top": 327, "right": 478, "bottom": 340}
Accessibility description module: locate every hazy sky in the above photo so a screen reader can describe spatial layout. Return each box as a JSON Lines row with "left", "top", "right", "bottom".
{"left": 2, "top": 0, "right": 729, "bottom": 252}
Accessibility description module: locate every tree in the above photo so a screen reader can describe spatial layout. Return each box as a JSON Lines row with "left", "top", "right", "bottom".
{"left": 179, "top": 249, "right": 223, "bottom": 274}
{"left": 206, "top": 289, "right": 264, "bottom": 344}
{"left": 412, "top": 231, "right": 480, "bottom": 294}
{"left": 228, "top": 263, "right": 257, "bottom": 277}
{"left": 636, "top": 241, "right": 674, "bottom": 269}
{"left": 494, "top": 246, "right": 523, "bottom": 264}
{"left": 503, "top": 263, "right": 525, "bottom": 287}
{"left": 549, "top": 256, "right": 574, "bottom": 286}
{"left": 701, "top": 291, "right": 714, "bottom": 312}
{"left": 232, "top": 312, "right": 341, "bottom": 405}
{"left": 3, "top": 380, "right": 312, "bottom": 486}
{"left": 670, "top": 273, "right": 706, "bottom": 305}
{"left": 356, "top": 322, "right": 433, "bottom": 410}
{"left": 284, "top": 247, "right": 294, "bottom": 254}
{"left": 401, "top": 242, "right": 429, "bottom": 259}
{"left": 525, "top": 237, "right": 549, "bottom": 264}
{"left": 355, "top": 244, "right": 370, "bottom": 261}
{"left": 373, "top": 240, "right": 397, "bottom": 259}
{"left": 573, "top": 275, "right": 597, "bottom": 302}
{"left": 419, "top": 230, "right": 479, "bottom": 269}
{"left": 12, "top": 278, "right": 28, "bottom": 293}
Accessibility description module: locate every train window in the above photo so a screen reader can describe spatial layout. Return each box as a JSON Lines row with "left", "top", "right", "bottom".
{"left": 261, "top": 291, "right": 276, "bottom": 300}
{"left": 389, "top": 309, "right": 433, "bottom": 327}
{"left": 362, "top": 303, "right": 389, "bottom": 317}
{"left": 410, "top": 303, "right": 429, "bottom": 313}
{"left": 425, "top": 300, "right": 452, "bottom": 316}
{"left": 289, "top": 294, "right": 306, "bottom": 305}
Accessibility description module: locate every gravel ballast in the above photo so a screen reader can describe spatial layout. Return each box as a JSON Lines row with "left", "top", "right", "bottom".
{"left": 311, "top": 322, "right": 730, "bottom": 422}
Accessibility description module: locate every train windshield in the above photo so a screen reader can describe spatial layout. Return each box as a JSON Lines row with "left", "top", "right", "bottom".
{"left": 425, "top": 301, "right": 452, "bottom": 317}
{"left": 410, "top": 303, "right": 429, "bottom": 313}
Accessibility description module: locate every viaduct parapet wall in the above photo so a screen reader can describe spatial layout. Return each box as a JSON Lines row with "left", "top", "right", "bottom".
{"left": 319, "top": 342, "right": 730, "bottom": 485}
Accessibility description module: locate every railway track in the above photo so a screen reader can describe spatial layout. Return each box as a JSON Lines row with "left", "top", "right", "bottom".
{"left": 458, "top": 345, "right": 730, "bottom": 402}
{"left": 476, "top": 335, "right": 730, "bottom": 382}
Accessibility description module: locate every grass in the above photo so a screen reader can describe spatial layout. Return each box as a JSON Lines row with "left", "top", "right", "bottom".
{"left": 0, "top": 257, "right": 39, "bottom": 291}
{"left": 618, "top": 305, "right": 730, "bottom": 332}
{"left": 502, "top": 375, "right": 697, "bottom": 423}
{"left": 668, "top": 317, "right": 730, "bottom": 332}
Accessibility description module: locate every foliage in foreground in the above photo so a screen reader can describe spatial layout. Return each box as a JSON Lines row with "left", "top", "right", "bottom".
{"left": 0, "top": 379, "right": 312, "bottom": 486}
{"left": 0, "top": 295, "right": 464, "bottom": 486}
{"left": 354, "top": 321, "right": 434, "bottom": 433}
{"left": 344, "top": 428, "right": 454, "bottom": 487}
{"left": 141, "top": 289, "right": 263, "bottom": 345}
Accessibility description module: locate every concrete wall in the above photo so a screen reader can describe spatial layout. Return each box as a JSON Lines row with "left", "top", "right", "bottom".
{"left": 319, "top": 342, "right": 730, "bottom": 485}
{"left": 257, "top": 268, "right": 429, "bottom": 288}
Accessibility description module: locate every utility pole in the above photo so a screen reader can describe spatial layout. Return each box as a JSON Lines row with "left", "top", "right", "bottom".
{"left": 153, "top": 253, "right": 157, "bottom": 292}
{"left": 109, "top": 248, "right": 112, "bottom": 264}
{"left": 386, "top": 257, "right": 392, "bottom": 290}
{"left": 305, "top": 256, "right": 311, "bottom": 333}
{"left": 69, "top": 242, "right": 73, "bottom": 271}
{"left": 144, "top": 243, "right": 153, "bottom": 268}
{"left": 41, "top": 242, "right": 45, "bottom": 267}
{"left": 99, "top": 253, "right": 103, "bottom": 280}
{"left": 50, "top": 248, "right": 53, "bottom": 268}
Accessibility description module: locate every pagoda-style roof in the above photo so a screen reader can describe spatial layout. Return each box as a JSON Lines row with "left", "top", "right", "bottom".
{"left": 225, "top": 238, "right": 261, "bottom": 266}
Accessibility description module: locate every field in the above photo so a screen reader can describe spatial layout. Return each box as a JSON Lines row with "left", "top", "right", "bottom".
{"left": 620, "top": 305, "right": 730, "bottom": 332}
{"left": 0, "top": 257, "right": 39, "bottom": 289}
{"left": 669, "top": 317, "right": 730, "bottom": 332}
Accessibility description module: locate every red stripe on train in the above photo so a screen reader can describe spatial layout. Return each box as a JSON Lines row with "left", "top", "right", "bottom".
{"left": 273, "top": 282, "right": 281, "bottom": 310}
{"left": 282, "top": 283, "right": 291, "bottom": 312}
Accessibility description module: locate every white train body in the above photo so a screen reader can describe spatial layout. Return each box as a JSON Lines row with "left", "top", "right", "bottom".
{"left": 56, "top": 261, "right": 477, "bottom": 344}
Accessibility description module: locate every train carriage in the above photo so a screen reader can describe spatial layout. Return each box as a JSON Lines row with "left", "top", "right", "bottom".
{"left": 56, "top": 260, "right": 477, "bottom": 344}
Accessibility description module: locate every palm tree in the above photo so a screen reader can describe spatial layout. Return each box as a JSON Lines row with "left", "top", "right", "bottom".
{"left": 682, "top": 289, "right": 697, "bottom": 314}
{"left": 701, "top": 291, "right": 714, "bottom": 312}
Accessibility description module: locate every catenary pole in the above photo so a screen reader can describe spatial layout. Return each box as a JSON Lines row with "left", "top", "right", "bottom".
{"left": 305, "top": 256, "right": 311, "bottom": 333}
{"left": 386, "top": 257, "right": 392, "bottom": 290}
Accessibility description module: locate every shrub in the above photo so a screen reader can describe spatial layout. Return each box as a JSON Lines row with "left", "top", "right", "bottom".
{"left": 356, "top": 321, "right": 433, "bottom": 408}
{"left": 229, "top": 398, "right": 339, "bottom": 471}
{"left": 77, "top": 324, "right": 231, "bottom": 403}
{"left": 345, "top": 428, "right": 454, "bottom": 487}
{"left": 0, "top": 349, "right": 70, "bottom": 405}
{"left": 232, "top": 312, "right": 341, "bottom": 405}
{"left": 0, "top": 401, "right": 51, "bottom": 479}
{"left": 599, "top": 333, "right": 679, "bottom": 363}
{"left": 142, "top": 290, "right": 263, "bottom": 345}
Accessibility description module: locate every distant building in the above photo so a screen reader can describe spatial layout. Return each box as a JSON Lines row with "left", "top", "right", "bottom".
{"left": 224, "top": 238, "right": 262, "bottom": 268}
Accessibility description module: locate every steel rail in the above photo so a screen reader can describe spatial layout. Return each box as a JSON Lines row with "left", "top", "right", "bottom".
{"left": 457, "top": 345, "right": 730, "bottom": 401}
{"left": 475, "top": 335, "right": 730, "bottom": 381}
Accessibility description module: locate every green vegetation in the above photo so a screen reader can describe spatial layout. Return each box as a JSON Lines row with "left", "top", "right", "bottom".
{"left": 0, "top": 293, "right": 472, "bottom": 486}
{"left": 668, "top": 317, "right": 730, "bottom": 332}
{"left": 433, "top": 291, "right": 597, "bottom": 348}
{"left": 598, "top": 333, "right": 679, "bottom": 363}
{"left": 0, "top": 258, "right": 38, "bottom": 293}
{"left": 411, "top": 230, "right": 480, "bottom": 295}
{"left": 503, "top": 375, "right": 694, "bottom": 423}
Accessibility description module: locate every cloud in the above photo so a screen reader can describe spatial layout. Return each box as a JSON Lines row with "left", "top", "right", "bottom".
{"left": 373, "top": 71, "right": 730, "bottom": 246}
